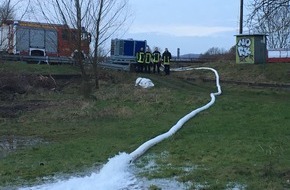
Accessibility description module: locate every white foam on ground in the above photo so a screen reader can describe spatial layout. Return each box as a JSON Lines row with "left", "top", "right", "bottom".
{"left": 20, "top": 153, "right": 139, "bottom": 190}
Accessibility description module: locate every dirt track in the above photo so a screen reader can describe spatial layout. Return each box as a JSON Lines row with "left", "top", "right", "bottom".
{"left": 0, "top": 100, "right": 54, "bottom": 118}
{"left": 0, "top": 72, "right": 61, "bottom": 118}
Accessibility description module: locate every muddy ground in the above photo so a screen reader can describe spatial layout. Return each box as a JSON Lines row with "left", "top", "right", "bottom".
{"left": 0, "top": 71, "right": 121, "bottom": 119}
{"left": 0, "top": 72, "right": 66, "bottom": 118}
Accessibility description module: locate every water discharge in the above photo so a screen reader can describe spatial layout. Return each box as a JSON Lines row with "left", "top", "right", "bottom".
{"left": 20, "top": 67, "right": 221, "bottom": 190}
{"left": 20, "top": 153, "right": 138, "bottom": 190}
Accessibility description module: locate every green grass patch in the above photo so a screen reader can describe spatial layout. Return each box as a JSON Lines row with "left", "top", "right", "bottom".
{"left": 175, "top": 62, "right": 290, "bottom": 84}
{"left": 0, "top": 62, "right": 290, "bottom": 189}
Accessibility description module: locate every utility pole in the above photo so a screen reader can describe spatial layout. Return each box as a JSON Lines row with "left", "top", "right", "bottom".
{"left": 239, "top": 0, "right": 244, "bottom": 34}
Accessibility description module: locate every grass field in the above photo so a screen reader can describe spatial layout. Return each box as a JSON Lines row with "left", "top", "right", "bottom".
{"left": 0, "top": 61, "right": 289, "bottom": 189}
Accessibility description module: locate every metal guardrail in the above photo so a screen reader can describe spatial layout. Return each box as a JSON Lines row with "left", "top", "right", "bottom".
{"left": 0, "top": 54, "right": 74, "bottom": 64}
{"left": 0, "top": 54, "right": 207, "bottom": 72}
{"left": 99, "top": 62, "right": 130, "bottom": 71}
{"left": 0, "top": 54, "right": 131, "bottom": 71}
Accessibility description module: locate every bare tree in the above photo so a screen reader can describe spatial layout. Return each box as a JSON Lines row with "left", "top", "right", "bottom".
{"left": 203, "top": 47, "right": 227, "bottom": 55}
{"left": 248, "top": 0, "right": 289, "bottom": 19}
{"left": 0, "top": 0, "right": 32, "bottom": 24}
{"left": 247, "top": 0, "right": 290, "bottom": 48}
{"left": 33, "top": 0, "right": 130, "bottom": 94}
{"left": 88, "top": 0, "right": 129, "bottom": 89}
{"left": 199, "top": 47, "right": 232, "bottom": 62}
{"left": 0, "top": 0, "right": 15, "bottom": 63}
{"left": 0, "top": 0, "right": 32, "bottom": 64}
{"left": 0, "top": 0, "right": 16, "bottom": 54}
{"left": 0, "top": 0, "right": 15, "bottom": 24}
{"left": 92, "top": 0, "right": 104, "bottom": 90}
{"left": 75, "top": 0, "right": 88, "bottom": 82}
{"left": 32, "top": 0, "right": 90, "bottom": 94}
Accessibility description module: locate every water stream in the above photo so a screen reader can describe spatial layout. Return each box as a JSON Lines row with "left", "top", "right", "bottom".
{"left": 19, "top": 67, "right": 221, "bottom": 190}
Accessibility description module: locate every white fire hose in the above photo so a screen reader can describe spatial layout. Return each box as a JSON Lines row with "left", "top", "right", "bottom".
{"left": 129, "top": 67, "right": 222, "bottom": 161}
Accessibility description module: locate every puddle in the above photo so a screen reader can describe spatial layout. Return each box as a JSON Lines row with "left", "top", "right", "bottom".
{"left": 133, "top": 152, "right": 195, "bottom": 189}
{"left": 17, "top": 152, "right": 194, "bottom": 190}
{"left": 13, "top": 151, "right": 247, "bottom": 190}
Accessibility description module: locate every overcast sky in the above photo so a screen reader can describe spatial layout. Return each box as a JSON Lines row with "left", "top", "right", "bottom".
{"left": 122, "top": 0, "right": 246, "bottom": 55}
{"left": 12, "top": 0, "right": 247, "bottom": 55}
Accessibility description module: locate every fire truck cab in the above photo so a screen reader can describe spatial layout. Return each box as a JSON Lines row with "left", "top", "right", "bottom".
{"left": 0, "top": 20, "right": 91, "bottom": 58}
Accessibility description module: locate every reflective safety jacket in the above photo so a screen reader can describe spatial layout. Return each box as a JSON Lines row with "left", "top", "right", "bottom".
{"left": 152, "top": 51, "right": 161, "bottom": 63}
{"left": 145, "top": 51, "right": 152, "bottom": 64}
{"left": 162, "top": 50, "right": 172, "bottom": 65}
{"left": 136, "top": 51, "right": 145, "bottom": 63}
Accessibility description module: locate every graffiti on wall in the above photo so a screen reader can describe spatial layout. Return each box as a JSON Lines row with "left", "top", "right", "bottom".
{"left": 236, "top": 37, "right": 254, "bottom": 63}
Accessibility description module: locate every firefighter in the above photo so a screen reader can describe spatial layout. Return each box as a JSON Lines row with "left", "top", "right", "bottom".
{"left": 136, "top": 47, "right": 145, "bottom": 72}
{"left": 162, "top": 48, "right": 172, "bottom": 75}
{"left": 72, "top": 50, "right": 85, "bottom": 60}
{"left": 145, "top": 48, "right": 152, "bottom": 73}
{"left": 72, "top": 50, "right": 85, "bottom": 65}
{"left": 152, "top": 47, "right": 161, "bottom": 74}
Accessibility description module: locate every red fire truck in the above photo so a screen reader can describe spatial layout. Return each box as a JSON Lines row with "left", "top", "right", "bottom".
{"left": 0, "top": 20, "right": 91, "bottom": 58}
